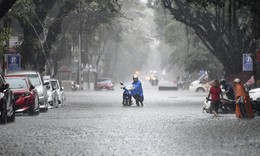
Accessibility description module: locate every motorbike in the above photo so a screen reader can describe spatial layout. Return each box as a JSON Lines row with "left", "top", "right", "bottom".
{"left": 120, "top": 83, "right": 135, "bottom": 106}
{"left": 203, "top": 97, "right": 235, "bottom": 114}
{"left": 71, "top": 81, "right": 80, "bottom": 91}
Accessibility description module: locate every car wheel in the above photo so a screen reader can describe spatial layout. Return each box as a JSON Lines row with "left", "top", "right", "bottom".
{"left": 55, "top": 97, "right": 59, "bottom": 108}
{"left": 7, "top": 97, "right": 15, "bottom": 122}
{"left": 42, "top": 105, "right": 48, "bottom": 112}
{"left": 29, "top": 95, "right": 39, "bottom": 116}
{"left": 0, "top": 108, "right": 7, "bottom": 124}
{"left": 8, "top": 110, "right": 15, "bottom": 122}
{"left": 61, "top": 96, "right": 66, "bottom": 107}
{"left": 126, "top": 98, "right": 131, "bottom": 106}
{"left": 44, "top": 99, "right": 49, "bottom": 112}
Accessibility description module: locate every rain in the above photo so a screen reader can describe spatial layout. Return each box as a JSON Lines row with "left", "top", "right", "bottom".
{"left": 0, "top": 0, "right": 260, "bottom": 156}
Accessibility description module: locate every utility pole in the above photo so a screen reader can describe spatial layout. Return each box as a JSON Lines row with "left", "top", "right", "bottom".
{"left": 78, "top": 0, "right": 82, "bottom": 90}
{"left": 2, "top": 17, "right": 11, "bottom": 76}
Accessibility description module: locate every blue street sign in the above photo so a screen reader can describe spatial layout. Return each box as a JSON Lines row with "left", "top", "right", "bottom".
{"left": 243, "top": 53, "right": 253, "bottom": 71}
{"left": 6, "top": 54, "right": 21, "bottom": 73}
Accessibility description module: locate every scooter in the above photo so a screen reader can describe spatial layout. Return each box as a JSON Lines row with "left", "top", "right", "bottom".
{"left": 203, "top": 97, "right": 235, "bottom": 114}
{"left": 71, "top": 81, "right": 80, "bottom": 91}
{"left": 120, "top": 83, "right": 135, "bottom": 106}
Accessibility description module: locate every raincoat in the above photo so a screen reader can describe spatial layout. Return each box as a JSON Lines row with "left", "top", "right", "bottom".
{"left": 234, "top": 83, "right": 254, "bottom": 118}
{"left": 132, "top": 80, "right": 143, "bottom": 97}
{"left": 222, "top": 83, "right": 235, "bottom": 100}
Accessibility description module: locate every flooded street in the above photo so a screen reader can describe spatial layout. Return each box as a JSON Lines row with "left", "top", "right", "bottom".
{"left": 1, "top": 81, "right": 260, "bottom": 156}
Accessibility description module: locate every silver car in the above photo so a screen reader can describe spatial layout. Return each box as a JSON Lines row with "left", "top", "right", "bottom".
{"left": 43, "top": 79, "right": 59, "bottom": 108}
{"left": 6, "top": 71, "right": 48, "bottom": 112}
{"left": 50, "top": 79, "right": 66, "bottom": 107}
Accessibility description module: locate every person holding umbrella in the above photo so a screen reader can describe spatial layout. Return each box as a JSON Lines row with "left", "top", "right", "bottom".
{"left": 207, "top": 79, "right": 223, "bottom": 116}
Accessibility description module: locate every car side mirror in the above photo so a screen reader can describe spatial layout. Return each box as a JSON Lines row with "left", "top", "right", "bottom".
{"left": 2, "top": 83, "right": 9, "bottom": 90}
{"left": 61, "top": 86, "right": 64, "bottom": 91}
{"left": 30, "top": 85, "right": 35, "bottom": 90}
{"left": 43, "top": 82, "right": 49, "bottom": 86}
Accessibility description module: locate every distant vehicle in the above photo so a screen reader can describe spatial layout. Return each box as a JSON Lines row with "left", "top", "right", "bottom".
{"left": 6, "top": 71, "right": 48, "bottom": 112}
{"left": 71, "top": 81, "right": 80, "bottom": 91}
{"left": 50, "top": 79, "right": 66, "bottom": 107}
{"left": 43, "top": 79, "right": 59, "bottom": 108}
{"left": 149, "top": 75, "right": 159, "bottom": 86}
{"left": 0, "top": 74, "right": 15, "bottom": 124}
{"left": 95, "top": 78, "right": 114, "bottom": 91}
{"left": 5, "top": 76, "right": 39, "bottom": 115}
{"left": 189, "top": 74, "right": 209, "bottom": 92}
{"left": 177, "top": 75, "right": 191, "bottom": 89}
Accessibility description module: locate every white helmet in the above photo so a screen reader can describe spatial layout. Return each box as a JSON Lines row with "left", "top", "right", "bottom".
{"left": 233, "top": 78, "right": 240, "bottom": 83}
{"left": 133, "top": 75, "right": 138, "bottom": 81}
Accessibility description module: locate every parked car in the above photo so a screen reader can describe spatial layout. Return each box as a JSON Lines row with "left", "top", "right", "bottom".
{"left": 0, "top": 74, "right": 15, "bottom": 124}
{"left": 43, "top": 79, "right": 59, "bottom": 108}
{"left": 189, "top": 74, "right": 209, "bottom": 92}
{"left": 50, "top": 79, "right": 66, "bottom": 107}
{"left": 4, "top": 76, "right": 39, "bottom": 115}
{"left": 95, "top": 78, "right": 114, "bottom": 91}
{"left": 249, "top": 87, "right": 260, "bottom": 115}
{"left": 249, "top": 87, "right": 260, "bottom": 101}
{"left": 6, "top": 71, "right": 48, "bottom": 112}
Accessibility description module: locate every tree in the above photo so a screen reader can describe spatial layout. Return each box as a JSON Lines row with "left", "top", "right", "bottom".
{"left": 151, "top": 2, "right": 223, "bottom": 80}
{"left": 186, "top": 0, "right": 260, "bottom": 39}
{"left": 8, "top": 0, "right": 120, "bottom": 75}
{"left": 0, "top": 0, "right": 17, "bottom": 19}
{"left": 159, "top": 0, "right": 257, "bottom": 83}
{"left": 10, "top": 0, "right": 59, "bottom": 73}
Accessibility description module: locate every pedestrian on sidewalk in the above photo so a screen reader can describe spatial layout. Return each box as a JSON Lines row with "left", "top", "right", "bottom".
{"left": 233, "top": 78, "right": 254, "bottom": 119}
{"left": 207, "top": 79, "right": 223, "bottom": 116}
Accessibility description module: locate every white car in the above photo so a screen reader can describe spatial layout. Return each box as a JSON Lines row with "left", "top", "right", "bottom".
{"left": 44, "top": 79, "right": 59, "bottom": 108}
{"left": 189, "top": 74, "right": 209, "bottom": 92}
{"left": 50, "top": 79, "right": 66, "bottom": 107}
{"left": 249, "top": 87, "right": 260, "bottom": 101}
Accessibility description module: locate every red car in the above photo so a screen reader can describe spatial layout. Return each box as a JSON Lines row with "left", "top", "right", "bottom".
{"left": 4, "top": 76, "right": 39, "bottom": 115}
{"left": 95, "top": 78, "right": 114, "bottom": 91}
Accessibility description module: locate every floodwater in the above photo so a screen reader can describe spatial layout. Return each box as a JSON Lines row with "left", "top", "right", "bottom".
{"left": 0, "top": 80, "right": 260, "bottom": 156}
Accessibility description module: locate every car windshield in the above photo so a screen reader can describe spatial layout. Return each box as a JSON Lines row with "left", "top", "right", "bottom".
{"left": 51, "top": 81, "right": 59, "bottom": 89}
{"left": 97, "top": 78, "right": 111, "bottom": 83}
{"left": 27, "top": 74, "right": 41, "bottom": 86}
{"left": 5, "top": 77, "right": 28, "bottom": 89}
{"left": 44, "top": 81, "right": 52, "bottom": 90}
{"left": 97, "top": 80, "right": 111, "bottom": 84}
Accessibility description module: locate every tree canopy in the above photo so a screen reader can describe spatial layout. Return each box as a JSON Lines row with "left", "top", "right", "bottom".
{"left": 159, "top": 0, "right": 260, "bottom": 83}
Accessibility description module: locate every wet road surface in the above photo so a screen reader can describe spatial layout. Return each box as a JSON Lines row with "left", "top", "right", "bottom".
{"left": 0, "top": 82, "right": 260, "bottom": 156}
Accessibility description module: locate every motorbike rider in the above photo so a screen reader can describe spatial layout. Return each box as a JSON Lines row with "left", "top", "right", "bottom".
{"left": 220, "top": 79, "right": 235, "bottom": 100}
{"left": 132, "top": 75, "right": 144, "bottom": 106}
